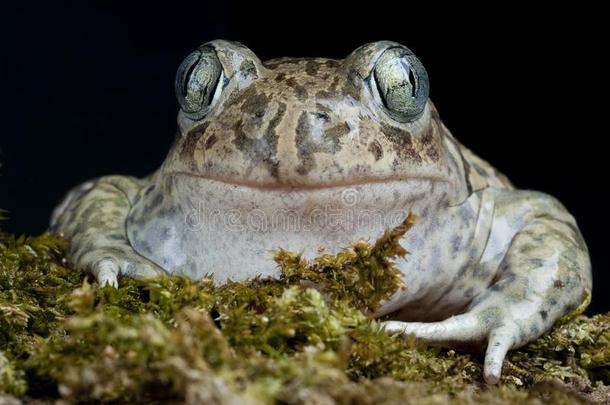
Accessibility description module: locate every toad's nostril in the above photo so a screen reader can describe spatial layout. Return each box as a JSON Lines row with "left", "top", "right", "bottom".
{"left": 313, "top": 111, "right": 330, "bottom": 122}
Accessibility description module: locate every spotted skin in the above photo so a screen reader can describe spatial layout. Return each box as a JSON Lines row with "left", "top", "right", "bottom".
{"left": 51, "top": 40, "right": 592, "bottom": 385}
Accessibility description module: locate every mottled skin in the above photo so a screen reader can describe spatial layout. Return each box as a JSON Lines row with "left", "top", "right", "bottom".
{"left": 51, "top": 40, "right": 592, "bottom": 384}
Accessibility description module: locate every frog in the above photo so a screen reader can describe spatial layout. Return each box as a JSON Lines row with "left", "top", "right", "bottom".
{"left": 50, "top": 40, "right": 592, "bottom": 384}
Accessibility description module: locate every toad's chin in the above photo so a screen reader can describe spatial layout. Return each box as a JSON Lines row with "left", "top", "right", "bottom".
{"left": 127, "top": 174, "right": 452, "bottom": 283}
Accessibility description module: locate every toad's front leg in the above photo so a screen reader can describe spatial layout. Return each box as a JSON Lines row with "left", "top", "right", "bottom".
{"left": 51, "top": 175, "right": 166, "bottom": 287}
{"left": 384, "top": 190, "right": 592, "bottom": 384}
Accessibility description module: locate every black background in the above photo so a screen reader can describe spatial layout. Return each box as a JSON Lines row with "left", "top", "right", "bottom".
{"left": 1, "top": 3, "right": 606, "bottom": 312}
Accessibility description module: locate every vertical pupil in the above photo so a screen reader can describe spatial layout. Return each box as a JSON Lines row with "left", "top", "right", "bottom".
{"left": 408, "top": 67, "right": 417, "bottom": 97}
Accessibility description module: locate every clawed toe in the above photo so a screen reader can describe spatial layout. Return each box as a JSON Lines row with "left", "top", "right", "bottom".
{"left": 94, "top": 258, "right": 119, "bottom": 288}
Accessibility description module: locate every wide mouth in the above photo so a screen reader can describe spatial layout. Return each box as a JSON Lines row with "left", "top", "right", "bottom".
{"left": 165, "top": 170, "right": 450, "bottom": 191}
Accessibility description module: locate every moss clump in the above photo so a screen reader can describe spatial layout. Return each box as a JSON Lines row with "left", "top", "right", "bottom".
{"left": 1, "top": 213, "right": 609, "bottom": 404}
{"left": 273, "top": 212, "right": 413, "bottom": 314}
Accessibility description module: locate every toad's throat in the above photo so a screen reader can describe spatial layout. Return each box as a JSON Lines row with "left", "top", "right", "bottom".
{"left": 128, "top": 175, "right": 451, "bottom": 282}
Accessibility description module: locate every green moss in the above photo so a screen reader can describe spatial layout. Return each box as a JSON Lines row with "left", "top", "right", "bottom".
{"left": 0, "top": 214, "right": 609, "bottom": 403}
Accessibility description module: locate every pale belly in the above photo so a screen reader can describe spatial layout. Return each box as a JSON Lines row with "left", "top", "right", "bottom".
{"left": 127, "top": 175, "right": 494, "bottom": 320}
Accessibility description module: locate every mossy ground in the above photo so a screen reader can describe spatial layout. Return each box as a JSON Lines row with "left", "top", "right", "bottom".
{"left": 1, "top": 213, "right": 609, "bottom": 404}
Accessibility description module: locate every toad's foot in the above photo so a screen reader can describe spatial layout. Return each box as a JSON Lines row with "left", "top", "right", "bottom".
{"left": 383, "top": 304, "right": 521, "bottom": 384}
{"left": 51, "top": 175, "right": 167, "bottom": 287}
{"left": 85, "top": 247, "right": 167, "bottom": 288}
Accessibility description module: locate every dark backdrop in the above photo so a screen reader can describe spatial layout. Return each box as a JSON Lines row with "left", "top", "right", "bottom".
{"left": 1, "top": 3, "right": 606, "bottom": 313}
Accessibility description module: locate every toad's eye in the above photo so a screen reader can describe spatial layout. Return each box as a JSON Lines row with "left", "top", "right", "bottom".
{"left": 372, "top": 47, "right": 429, "bottom": 122}
{"left": 175, "top": 46, "right": 223, "bottom": 120}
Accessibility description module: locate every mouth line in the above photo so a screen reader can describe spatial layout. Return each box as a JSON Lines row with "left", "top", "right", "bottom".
{"left": 166, "top": 171, "right": 449, "bottom": 191}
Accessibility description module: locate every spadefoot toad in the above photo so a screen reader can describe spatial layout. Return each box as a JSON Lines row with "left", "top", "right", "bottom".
{"left": 51, "top": 40, "right": 592, "bottom": 384}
